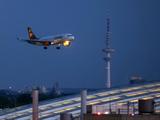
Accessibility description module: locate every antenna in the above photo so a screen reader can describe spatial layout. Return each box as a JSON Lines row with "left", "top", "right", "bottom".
{"left": 102, "top": 17, "right": 114, "bottom": 88}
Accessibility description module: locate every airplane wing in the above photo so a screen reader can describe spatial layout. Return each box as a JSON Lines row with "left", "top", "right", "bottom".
{"left": 34, "top": 41, "right": 51, "bottom": 46}
{"left": 50, "top": 39, "right": 64, "bottom": 45}
{"left": 17, "top": 38, "right": 49, "bottom": 46}
{"left": 51, "top": 39, "right": 72, "bottom": 47}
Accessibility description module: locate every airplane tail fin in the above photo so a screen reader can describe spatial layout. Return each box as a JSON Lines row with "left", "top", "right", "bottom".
{"left": 27, "top": 27, "right": 38, "bottom": 40}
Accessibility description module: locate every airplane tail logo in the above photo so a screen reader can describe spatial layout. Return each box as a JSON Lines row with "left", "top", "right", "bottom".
{"left": 27, "top": 27, "right": 37, "bottom": 40}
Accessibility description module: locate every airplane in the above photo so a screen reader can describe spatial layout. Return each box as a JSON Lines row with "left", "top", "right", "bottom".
{"left": 18, "top": 27, "right": 75, "bottom": 49}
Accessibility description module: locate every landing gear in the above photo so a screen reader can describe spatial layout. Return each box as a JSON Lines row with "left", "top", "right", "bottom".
{"left": 44, "top": 46, "right": 48, "bottom": 49}
{"left": 56, "top": 46, "right": 60, "bottom": 50}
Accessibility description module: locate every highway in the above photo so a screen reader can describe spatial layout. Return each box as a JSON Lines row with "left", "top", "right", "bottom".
{"left": 0, "top": 82, "right": 160, "bottom": 120}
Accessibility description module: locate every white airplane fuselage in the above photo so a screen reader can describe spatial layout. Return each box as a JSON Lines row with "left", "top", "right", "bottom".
{"left": 27, "top": 34, "right": 74, "bottom": 49}
{"left": 20, "top": 27, "right": 75, "bottom": 49}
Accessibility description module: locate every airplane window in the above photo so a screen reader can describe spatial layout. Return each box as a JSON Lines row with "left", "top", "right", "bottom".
{"left": 67, "top": 34, "right": 72, "bottom": 37}
{"left": 54, "top": 36, "right": 63, "bottom": 39}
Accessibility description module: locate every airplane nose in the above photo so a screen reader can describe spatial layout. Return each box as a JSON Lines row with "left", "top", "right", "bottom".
{"left": 70, "top": 36, "right": 75, "bottom": 40}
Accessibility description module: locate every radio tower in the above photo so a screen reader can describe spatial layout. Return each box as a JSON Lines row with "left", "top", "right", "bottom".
{"left": 102, "top": 18, "right": 114, "bottom": 88}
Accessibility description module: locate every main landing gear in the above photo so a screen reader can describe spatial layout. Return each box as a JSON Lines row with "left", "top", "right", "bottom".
{"left": 43, "top": 46, "right": 48, "bottom": 49}
{"left": 56, "top": 47, "right": 60, "bottom": 50}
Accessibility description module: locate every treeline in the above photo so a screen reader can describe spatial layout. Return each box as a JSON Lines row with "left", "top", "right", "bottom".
{"left": 0, "top": 90, "right": 69, "bottom": 109}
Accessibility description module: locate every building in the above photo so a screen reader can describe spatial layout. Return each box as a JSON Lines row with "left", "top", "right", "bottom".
{"left": 1, "top": 81, "right": 160, "bottom": 119}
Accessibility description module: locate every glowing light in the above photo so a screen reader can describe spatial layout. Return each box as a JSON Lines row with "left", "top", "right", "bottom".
{"left": 87, "top": 95, "right": 97, "bottom": 99}
{"left": 131, "top": 113, "right": 135, "bottom": 116}
{"left": 130, "top": 99, "right": 138, "bottom": 103}
{"left": 104, "top": 111, "right": 109, "bottom": 114}
{"left": 88, "top": 101, "right": 100, "bottom": 105}
{"left": 63, "top": 40, "right": 70, "bottom": 46}
{"left": 97, "top": 112, "right": 101, "bottom": 115}
{"left": 142, "top": 96, "right": 153, "bottom": 100}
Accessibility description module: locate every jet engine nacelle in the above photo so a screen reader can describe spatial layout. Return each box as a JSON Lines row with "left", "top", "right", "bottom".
{"left": 63, "top": 40, "right": 71, "bottom": 47}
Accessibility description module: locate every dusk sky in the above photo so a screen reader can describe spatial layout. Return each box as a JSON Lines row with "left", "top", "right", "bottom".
{"left": 0, "top": 0, "right": 160, "bottom": 89}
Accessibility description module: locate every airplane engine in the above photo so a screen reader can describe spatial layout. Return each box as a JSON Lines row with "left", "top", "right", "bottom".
{"left": 63, "top": 40, "right": 71, "bottom": 47}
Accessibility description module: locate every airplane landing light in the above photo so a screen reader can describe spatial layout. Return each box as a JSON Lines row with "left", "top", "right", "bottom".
{"left": 63, "top": 41, "right": 70, "bottom": 46}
